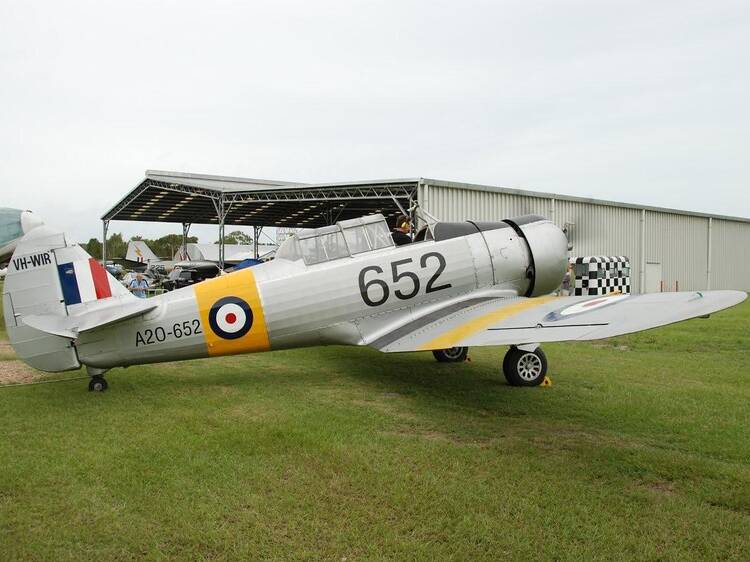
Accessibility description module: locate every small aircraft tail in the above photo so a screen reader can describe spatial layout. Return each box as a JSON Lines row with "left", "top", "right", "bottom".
{"left": 2, "top": 225, "right": 143, "bottom": 372}
{"left": 126, "top": 240, "right": 159, "bottom": 264}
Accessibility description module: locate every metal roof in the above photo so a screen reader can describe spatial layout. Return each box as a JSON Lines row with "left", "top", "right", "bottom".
{"left": 422, "top": 178, "right": 750, "bottom": 224}
{"left": 102, "top": 171, "right": 418, "bottom": 228}
{"left": 103, "top": 170, "right": 750, "bottom": 228}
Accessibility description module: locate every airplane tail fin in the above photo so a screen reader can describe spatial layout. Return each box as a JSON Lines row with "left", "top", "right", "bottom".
{"left": 2, "top": 225, "right": 138, "bottom": 372}
{"left": 126, "top": 240, "right": 159, "bottom": 264}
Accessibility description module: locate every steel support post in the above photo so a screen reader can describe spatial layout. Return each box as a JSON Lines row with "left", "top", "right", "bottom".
{"left": 408, "top": 195, "right": 415, "bottom": 240}
{"left": 181, "top": 223, "right": 191, "bottom": 261}
{"left": 253, "top": 226, "right": 261, "bottom": 259}
{"left": 211, "top": 194, "right": 228, "bottom": 270}
{"left": 639, "top": 209, "right": 646, "bottom": 293}
{"left": 706, "top": 217, "right": 713, "bottom": 290}
{"left": 218, "top": 197, "right": 225, "bottom": 270}
{"left": 102, "top": 220, "right": 110, "bottom": 263}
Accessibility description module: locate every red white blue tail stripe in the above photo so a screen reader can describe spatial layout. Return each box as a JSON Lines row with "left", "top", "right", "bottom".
{"left": 57, "top": 258, "right": 115, "bottom": 305}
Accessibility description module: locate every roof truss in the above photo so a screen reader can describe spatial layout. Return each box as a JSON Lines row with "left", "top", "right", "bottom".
{"left": 102, "top": 174, "right": 418, "bottom": 229}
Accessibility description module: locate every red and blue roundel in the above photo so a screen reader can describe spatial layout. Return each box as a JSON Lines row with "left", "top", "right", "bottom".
{"left": 208, "top": 296, "right": 253, "bottom": 339}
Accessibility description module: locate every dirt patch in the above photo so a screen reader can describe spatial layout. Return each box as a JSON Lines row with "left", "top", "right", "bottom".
{"left": 590, "top": 342, "right": 630, "bottom": 352}
{"left": 630, "top": 479, "right": 676, "bottom": 496}
{"left": 0, "top": 341, "right": 14, "bottom": 356}
{"left": 228, "top": 403, "right": 273, "bottom": 421}
{"left": 350, "top": 398, "right": 421, "bottom": 424}
{"left": 647, "top": 480, "right": 676, "bottom": 495}
{"left": 0, "top": 361, "right": 42, "bottom": 384}
{"left": 387, "top": 429, "right": 454, "bottom": 443}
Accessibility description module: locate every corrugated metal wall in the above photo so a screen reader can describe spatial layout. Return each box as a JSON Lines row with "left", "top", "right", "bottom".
{"left": 710, "top": 219, "right": 750, "bottom": 290}
{"left": 423, "top": 185, "right": 551, "bottom": 222}
{"left": 421, "top": 182, "right": 750, "bottom": 292}
{"left": 644, "top": 212, "right": 708, "bottom": 291}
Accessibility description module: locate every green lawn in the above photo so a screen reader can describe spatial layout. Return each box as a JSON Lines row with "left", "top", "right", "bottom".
{"left": 1, "top": 293, "right": 749, "bottom": 560}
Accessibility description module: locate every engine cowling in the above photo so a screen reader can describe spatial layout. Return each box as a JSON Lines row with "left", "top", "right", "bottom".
{"left": 503, "top": 215, "right": 568, "bottom": 297}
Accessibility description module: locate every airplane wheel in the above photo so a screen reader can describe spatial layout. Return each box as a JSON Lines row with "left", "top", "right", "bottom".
{"left": 88, "top": 376, "right": 108, "bottom": 392}
{"left": 432, "top": 347, "right": 469, "bottom": 363}
{"left": 503, "top": 347, "right": 547, "bottom": 386}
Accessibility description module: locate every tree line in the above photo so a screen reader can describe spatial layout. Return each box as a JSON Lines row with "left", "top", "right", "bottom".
{"left": 81, "top": 230, "right": 253, "bottom": 260}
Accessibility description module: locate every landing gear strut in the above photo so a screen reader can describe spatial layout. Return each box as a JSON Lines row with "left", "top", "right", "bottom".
{"left": 503, "top": 346, "right": 548, "bottom": 386}
{"left": 87, "top": 367, "right": 109, "bottom": 392}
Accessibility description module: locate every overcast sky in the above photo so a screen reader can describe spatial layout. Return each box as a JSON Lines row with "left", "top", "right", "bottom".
{"left": 1, "top": 0, "right": 748, "bottom": 244}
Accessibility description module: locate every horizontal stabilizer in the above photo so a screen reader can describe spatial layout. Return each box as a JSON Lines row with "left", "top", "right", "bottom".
{"left": 23, "top": 298, "right": 157, "bottom": 338}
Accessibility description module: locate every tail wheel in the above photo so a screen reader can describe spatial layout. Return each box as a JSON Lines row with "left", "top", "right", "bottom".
{"left": 432, "top": 347, "right": 469, "bottom": 363}
{"left": 503, "top": 347, "right": 547, "bottom": 386}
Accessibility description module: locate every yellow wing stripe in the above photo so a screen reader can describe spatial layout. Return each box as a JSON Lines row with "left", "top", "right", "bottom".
{"left": 194, "top": 268, "right": 270, "bottom": 357}
{"left": 417, "top": 295, "right": 559, "bottom": 351}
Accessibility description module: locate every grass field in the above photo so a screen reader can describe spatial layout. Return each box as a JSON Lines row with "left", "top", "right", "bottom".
{"left": 1, "top": 290, "right": 749, "bottom": 560}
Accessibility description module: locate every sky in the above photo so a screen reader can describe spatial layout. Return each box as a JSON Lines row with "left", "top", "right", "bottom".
{"left": 1, "top": 0, "right": 748, "bottom": 244}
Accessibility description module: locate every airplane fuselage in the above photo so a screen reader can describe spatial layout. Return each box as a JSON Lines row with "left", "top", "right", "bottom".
{"left": 75, "top": 218, "right": 568, "bottom": 369}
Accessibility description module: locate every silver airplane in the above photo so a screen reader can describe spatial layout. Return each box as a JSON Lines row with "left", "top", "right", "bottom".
{"left": 2, "top": 214, "right": 746, "bottom": 391}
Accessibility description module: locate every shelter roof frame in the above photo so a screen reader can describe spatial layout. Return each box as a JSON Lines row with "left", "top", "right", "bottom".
{"left": 101, "top": 170, "right": 419, "bottom": 268}
{"left": 102, "top": 171, "right": 418, "bottom": 228}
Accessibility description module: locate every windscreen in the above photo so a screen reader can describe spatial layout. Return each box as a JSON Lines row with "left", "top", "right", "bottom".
{"left": 364, "top": 221, "right": 392, "bottom": 249}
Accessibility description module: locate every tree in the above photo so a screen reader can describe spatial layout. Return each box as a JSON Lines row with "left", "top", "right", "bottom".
{"left": 153, "top": 234, "right": 198, "bottom": 258}
{"left": 216, "top": 230, "right": 253, "bottom": 245}
{"left": 82, "top": 238, "right": 102, "bottom": 259}
{"left": 106, "top": 233, "right": 127, "bottom": 260}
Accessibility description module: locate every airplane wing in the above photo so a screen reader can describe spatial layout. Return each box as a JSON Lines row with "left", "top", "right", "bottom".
{"left": 369, "top": 290, "right": 747, "bottom": 352}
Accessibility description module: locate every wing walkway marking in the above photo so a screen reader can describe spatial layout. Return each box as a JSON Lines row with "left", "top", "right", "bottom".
{"left": 416, "top": 294, "right": 559, "bottom": 351}
{"left": 369, "top": 297, "right": 497, "bottom": 350}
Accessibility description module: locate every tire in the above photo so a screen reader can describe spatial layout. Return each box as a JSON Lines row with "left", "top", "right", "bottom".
{"left": 88, "top": 376, "right": 108, "bottom": 392}
{"left": 503, "top": 347, "right": 547, "bottom": 386}
{"left": 432, "top": 347, "right": 469, "bottom": 363}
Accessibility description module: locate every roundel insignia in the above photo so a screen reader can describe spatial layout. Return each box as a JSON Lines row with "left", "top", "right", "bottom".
{"left": 543, "top": 293, "right": 630, "bottom": 323}
{"left": 208, "top": 296, "right": 253, "bottom": 340}
{"left": 559, "top": 293, "right": 629, "bottom": 316}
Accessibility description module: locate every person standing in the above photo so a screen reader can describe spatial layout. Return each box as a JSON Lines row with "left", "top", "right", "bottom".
{"left": 129, "top": 272, "right": 149, "bottom": 298}
{"left": 560, "top": 264, "right": 572, "bottom": 296}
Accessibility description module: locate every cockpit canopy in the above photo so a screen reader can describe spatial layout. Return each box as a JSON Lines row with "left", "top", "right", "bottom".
{"left": 275, "top": 214, "right": 395, "bottom": 265}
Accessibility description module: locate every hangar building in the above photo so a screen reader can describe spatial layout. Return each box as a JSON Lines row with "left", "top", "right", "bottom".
{"left": 103, "top": 171, "right": 750, "bottom": 293}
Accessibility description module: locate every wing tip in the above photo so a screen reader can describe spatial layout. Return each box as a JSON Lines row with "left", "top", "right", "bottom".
{"left": 716, "top": 289, "right": 747, "bottom": 305}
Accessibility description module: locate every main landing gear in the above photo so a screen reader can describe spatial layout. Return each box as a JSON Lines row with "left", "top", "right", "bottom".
{"left": 502, "top": 345, "right": 547, "bottom": 386}
{"left": 431, "top": 344, "right": 548, "bottom": 386}
{"left": 87, "top": 367, "right": 109, "bottom": 392}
